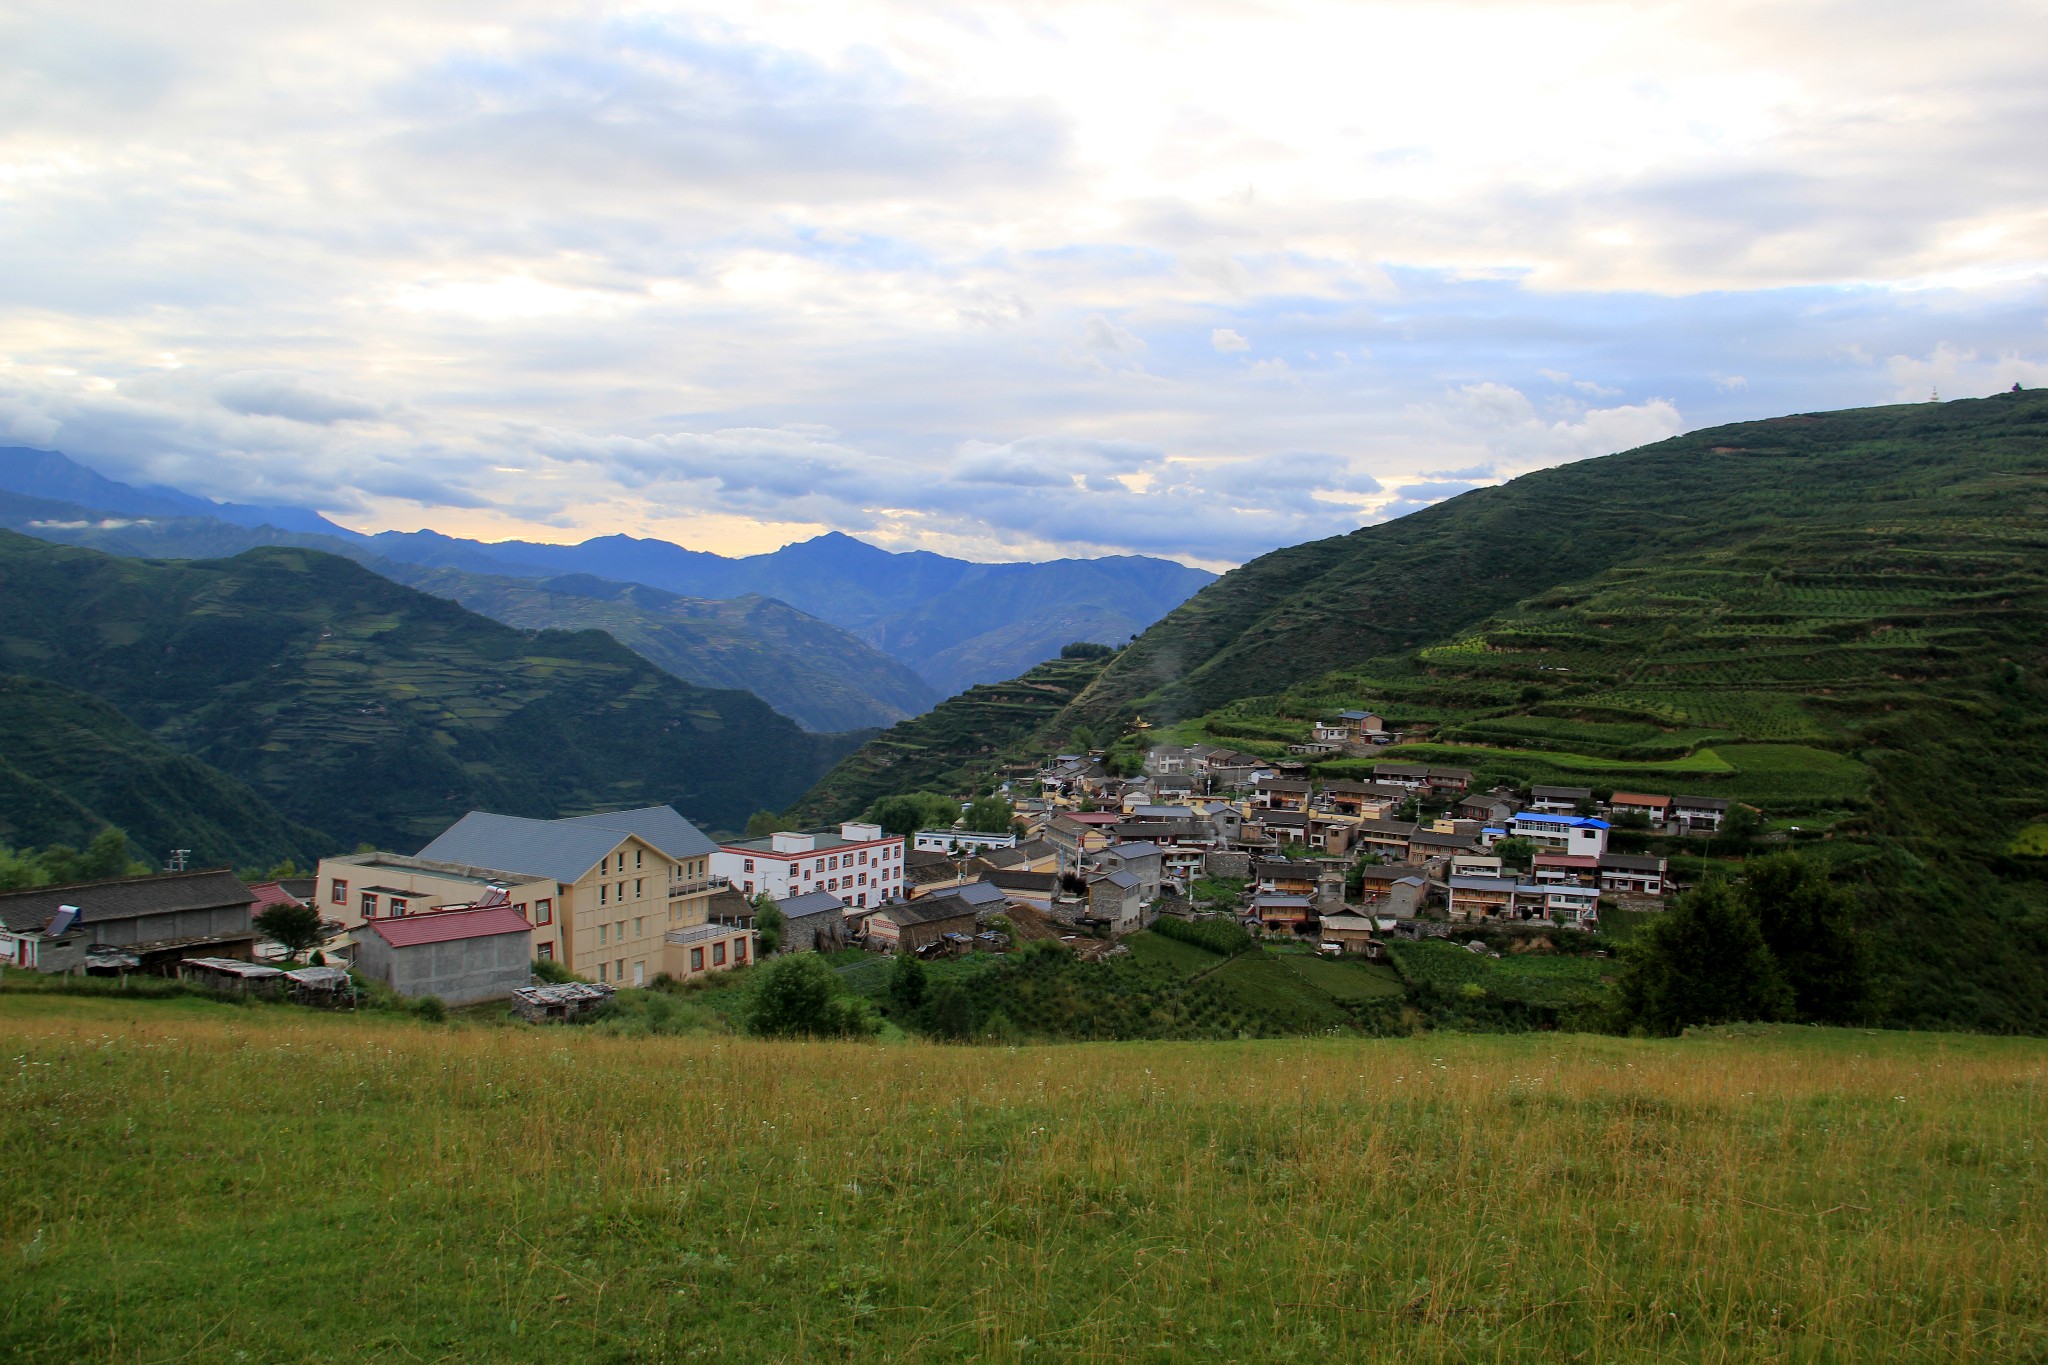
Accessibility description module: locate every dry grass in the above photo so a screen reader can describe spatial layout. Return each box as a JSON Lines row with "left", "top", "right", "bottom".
{"left": 3, "top": 992, "right": 2044, "bottom": 1361}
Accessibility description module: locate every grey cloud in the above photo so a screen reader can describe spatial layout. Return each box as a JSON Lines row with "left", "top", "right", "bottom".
{"left": 215, "top": 372, "right": 385, "bottom": 425}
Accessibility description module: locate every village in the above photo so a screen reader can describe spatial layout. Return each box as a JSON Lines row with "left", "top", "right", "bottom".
{"left": 0, "top": 700, "right": 1743, "bottom": 1015}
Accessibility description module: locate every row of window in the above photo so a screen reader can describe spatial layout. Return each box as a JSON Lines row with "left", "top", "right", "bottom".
{"left": 596, "top": 917, "right": 646, "bottom": 945}
{"left": 328, "top": 879, "right": 553, "bottom": 927}
{"left": 601, "top": 848, "right": 646, "bottom": 875}
{"left": 739, "top": 843, "right": 900, "bottom": 875}
{"left": 597, "top": 879, "right": 644, "bottom": 906}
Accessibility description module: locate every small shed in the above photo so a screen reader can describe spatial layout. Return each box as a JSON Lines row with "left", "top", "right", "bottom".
{"left": 510, "top": 981, "right": 616, "bottom": 1023}
{"left": 356, "top": 905, "right": 534, "bottom": 1005}
{"left": 180, "top": 957, "right": 288, "bottom": 998}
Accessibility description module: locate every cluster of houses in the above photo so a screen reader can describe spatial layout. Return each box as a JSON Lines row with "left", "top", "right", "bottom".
{"left": 0, "top": 717, "right": 1737, "bottom": 1006}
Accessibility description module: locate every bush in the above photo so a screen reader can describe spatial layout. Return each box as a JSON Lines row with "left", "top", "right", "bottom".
{"left": 1152, "top": 915, "right": 1251, "bottom": 957}
{"left": 746, "top": 955, "right": 875, "bottom": 1038}
{"left": 413, "top": 995, "right": 448, "bottom": 1024}
{"left": 531, "top": 957, "right": 575, "bottom": 984}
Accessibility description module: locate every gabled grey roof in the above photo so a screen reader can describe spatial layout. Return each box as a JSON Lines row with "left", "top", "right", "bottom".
{"left": 418, "top": 805, "right": 716, "bottom": 884}
{"left": 953, "top": 881, "right": 1009, "bottom": 907}
{"left": 0, "top": 869, "right": 253, "bottom": 935}
{"left": 1095, "top": 870, "right": 1140, "bottom": 890}
{"left": 558, "top": 806, "right": 718, "bottom": 860}
{"left": 774, "top": 890, "right": 847, "bottom": 919}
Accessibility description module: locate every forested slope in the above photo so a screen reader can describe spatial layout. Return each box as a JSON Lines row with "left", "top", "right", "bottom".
{"left": 0, "top": 534, "right": 865, "bottom": 848}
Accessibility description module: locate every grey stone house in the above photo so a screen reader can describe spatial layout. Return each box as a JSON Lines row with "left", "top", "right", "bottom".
{"left": 771, "top": 890, "right": 848, "bottom": 952}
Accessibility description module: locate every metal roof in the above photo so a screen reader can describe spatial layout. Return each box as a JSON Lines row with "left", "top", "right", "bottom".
{"left": 419, "top": 805, "right": 716, "bottom": 883}
{"left": 0, "top": 869, "right": 253, "bottom": 935}
{"left": 773, "top": 890, "right": 847, "bottom": 919}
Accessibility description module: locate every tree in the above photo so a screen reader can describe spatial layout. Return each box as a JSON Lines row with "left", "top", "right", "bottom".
{"left": 1739, "top": 854, "right": 1872, "bottom": 1024}
{"left": 1713, "top": 804, "right": 1766, "bottom": 851}
{"left": 745, "top": 810, "right": 793, "bottom": 838}
{"left": 753, "top": 894, "right": 785, "bottom": 956}
{"left": 1068, "top": 724, "right": 1096, "bottom": 754}
{"left": 868, "top": 792, "right": 960, "bottom": 839}
{"left": 963, "top": 796, "right": 1014, "bottom": 834}
{"left": 887, "top": 953, "right": 928, "bottom": 1015}
{"left": 923, "top": 979, "right": 975, "bottom": 1040}
{"left": 1492, "top": 837, "right": 1536, "bottom": 871}
{"left": 255, "top": 901, "right": 325, "bottom": 961}
{"left": 745, "top": 955, "right": 875, "bottom": 1037}
{"left": 1614, "top": 881, "right": 1793, "bottom": 1035}
{"left": 1060, "top": 641, "right": 1115, "bottom": 660}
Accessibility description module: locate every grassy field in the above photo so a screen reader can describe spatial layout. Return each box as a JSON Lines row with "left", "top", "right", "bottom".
{"left": 3, "top": 993, "right": 2045, "bottom": 1362}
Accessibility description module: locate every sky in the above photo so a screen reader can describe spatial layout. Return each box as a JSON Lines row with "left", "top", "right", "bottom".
{"left": 3, "top": 1, "right": 2046, "bottom": 569}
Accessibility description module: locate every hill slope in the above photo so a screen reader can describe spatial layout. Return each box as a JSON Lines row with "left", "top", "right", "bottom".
{"left": 1072, "top": 392, "right": 2048, "bottom": 1031}
{"left": 0, "top": 675, "right": 326, "bottom": 867}
{"left": 1069, "top": 392, "right": 2048, "bottom": 728}
{"left": 0, "top": 486, "right": 934, "bottom": 732}
{"left": 376, "top": 568, "right": 939, "bottom": 732}
{"left": 0, "top": 533, "right": 866, "bottom": 848}
{"left": 788, "top": 654, "right": 1111, "bottom": 823}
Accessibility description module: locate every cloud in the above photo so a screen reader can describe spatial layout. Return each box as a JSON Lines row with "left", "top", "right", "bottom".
{"left": 0, "top": 0, "right": 2044, "bottom": 565}
{"left": 214, "top": 372, "right": 384, "bottom": 425}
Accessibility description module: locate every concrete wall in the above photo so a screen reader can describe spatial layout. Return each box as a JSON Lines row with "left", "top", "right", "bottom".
{"left": 357, "top": 930, "right": 532, "bottom": 1006}
{"left": 92, "top": 904, "right": 251, "bottom": 949}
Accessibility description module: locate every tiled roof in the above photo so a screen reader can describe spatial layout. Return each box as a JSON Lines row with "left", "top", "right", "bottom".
{"left": 365, "top": 905, "right": 533, "bottom": 947}
{"left": 774, "top": 890, "right": 848, "bottom": 919}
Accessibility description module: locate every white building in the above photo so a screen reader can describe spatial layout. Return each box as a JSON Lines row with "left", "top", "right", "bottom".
{"left": 713, "top": 822, "right": 906, "bottom": 908}
{"left": 1508, "top": 812, "right": 1610, "bottom": 857}
{"left": 912, "top": 829, "right": 1018, "bottom": 855}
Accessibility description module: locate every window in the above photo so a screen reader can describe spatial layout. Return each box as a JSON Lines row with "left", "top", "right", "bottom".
{"left": 535, "top": 898, "right": 553, "bottom": 926}
{"left": 599, "top": 883, "right": 608, "bottom": 906}
{"left": 635, "top": 878, "right": 643, "bottom": 898}
{"left": 635, "top": 848, "right": 643, "bottom": 869}
{"left": 712, "top": 942, "right": 726, "bottom": 966}
{"left": 858, "top": 873, "right": 867, "bottom": 886}
{"left": 735, "top": 939, "right": 748, "bottom": 963}
{"left": 615, "top": 958, "right": 623, "bottom": 980}
{"left": 599, "top": 923, "right": 608, "bottom": 945}
{"left": 828, "top": 855, "right": 839, "bottom": 870}
{"left": 634, "top": 916, "right": 643, "bottom": 937}
{"left": 330, "top": 879, "right": 348, "bottom": 905}
{"left": 690, "top": 947, "right": 704, "bottom": 971}
{"left": 744, "top": 858, "right": 755, "bottom": 873}
{"left": 597, "top": 962, "right": 608, "bottom": 982}
{"left": 537, "top": 941, "right": 554, "bottom": 961}
{"left": 859, "top": 851, "right": 868, "bottom": 865}
{"left": 360, "top": 892, "right": 378, "bottom": 918}
{"left": 743, "top": 880, "right": 754, "bottom": 894}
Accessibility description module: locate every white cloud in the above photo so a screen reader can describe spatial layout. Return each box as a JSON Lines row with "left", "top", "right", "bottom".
{"left": 0, "top": 1, "right": 2042, "bottom": 565}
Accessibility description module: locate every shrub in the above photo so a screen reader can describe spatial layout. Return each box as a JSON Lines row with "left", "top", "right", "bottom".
{"left": 413, "top": 995, "right": 448, "bottom": 1023}
{"left": 1152, "top": 915, "right": 1251, "bottom": 957}
{"left": 746, "top": 955, "right": 874, "bottom": 1039}
{"left": 531, "top": 956, "right": 575, "bottom": 985}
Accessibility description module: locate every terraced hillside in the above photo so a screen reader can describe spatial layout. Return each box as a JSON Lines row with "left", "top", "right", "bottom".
{"left": 0, "top": 675, "right": 326, "bottom": 868}
{"left": 1112, "top": 394, "right": 2048, "bottom": 1030}
{"left": 788, "top": 654, "right": 1110, "bottom": 823}
{"left": 1068, "top": 390, "right": 2048, "bottom": 728}
{"left": 0, "top": 533, "right": 865, "bottom": 849}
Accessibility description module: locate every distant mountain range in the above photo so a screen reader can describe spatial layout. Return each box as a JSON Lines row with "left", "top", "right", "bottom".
{"left": 0, "top": 447, "right": 1213, "bottom": 704}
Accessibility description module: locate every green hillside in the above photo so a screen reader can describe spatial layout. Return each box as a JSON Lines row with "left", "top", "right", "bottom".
{"left": 1076, "top": 392, "right": 2048, "bottom": 1031}
{"left": 380, "top": 567, "right": 939, "bottom": 733}
{"left": 0, "top": 489, "right": 937, "bottom": 734}
{"left": 0, "top": 675, "right": 326, "bottom": 868}
{"left": 0, "top": 533, "right": 866, "bottom": 849}
{"left": 788, "top": 654, "right": 1110, "bottom": 823}
{"left": 1069, "top": 391, "right": 2048, "bottom": 728}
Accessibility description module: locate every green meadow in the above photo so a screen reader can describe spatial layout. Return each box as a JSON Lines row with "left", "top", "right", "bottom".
{"left": 4, "top": 992, "right": 2044, "bottom": 1362}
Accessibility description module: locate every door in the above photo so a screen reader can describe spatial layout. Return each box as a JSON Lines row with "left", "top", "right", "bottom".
{"left": 632, "top": 961, "right": 644, "bottom": 987}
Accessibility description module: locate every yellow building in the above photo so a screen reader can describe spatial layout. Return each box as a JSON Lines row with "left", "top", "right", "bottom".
{"left": 413, "top": 806, "right": 746, "bottom": 987}
{"left": 311, "top": 851, "right": 558, "bottom": 962}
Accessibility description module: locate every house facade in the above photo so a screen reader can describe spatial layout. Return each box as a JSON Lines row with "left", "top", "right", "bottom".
{"left": 0, "top": 869, "right": 257, "bottom": 975}
{"left": 313, "top": 852, "right": 560, "bottom": 962}
{"left": 354, "top": 904, "right": 535, "bottom": 1005}
{"left": 416, "top": 805, "right": 729, "bottom": 987}
{"left": 1509, "top": 812, "right": 1610, "bottom": 857}
{"left": 714, "top": 822, "right": 905, "bottom": 907}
